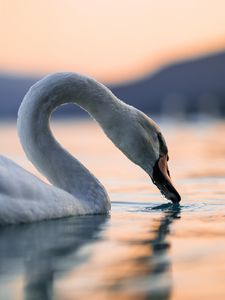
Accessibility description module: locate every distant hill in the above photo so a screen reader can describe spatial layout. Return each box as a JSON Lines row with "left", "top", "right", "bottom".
{"left": 0, "top": 74, "right": 84, "bottom": 119}
{"left": 0, "top": 74, "right": 37, "bottom": 118}
{"left": 110, "top": 50, "right": 225, "bottom": 118}
{"left": 0, "top": 50, "right": 225, "bottom": 119}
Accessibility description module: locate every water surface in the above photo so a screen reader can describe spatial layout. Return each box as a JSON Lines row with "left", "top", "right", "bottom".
{"left": 0, "top": 120, "right": 225, "bottom": 300}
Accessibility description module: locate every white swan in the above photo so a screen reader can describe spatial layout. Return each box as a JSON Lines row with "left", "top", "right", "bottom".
{"left": 0, "top": 72, "right": 180, "bottom": 224}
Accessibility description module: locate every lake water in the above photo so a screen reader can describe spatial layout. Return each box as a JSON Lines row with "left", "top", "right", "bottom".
{"left": 0, "top": 119, "right": 225, "bottom": 300}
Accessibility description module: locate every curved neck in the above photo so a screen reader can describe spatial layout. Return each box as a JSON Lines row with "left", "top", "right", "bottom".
{"left": 17, "top": 72, "right": 120, "bottom": 202}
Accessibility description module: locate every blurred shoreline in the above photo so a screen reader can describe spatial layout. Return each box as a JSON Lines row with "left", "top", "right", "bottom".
{"left": 0, "top": 50, "right": 225, "bottom": 121}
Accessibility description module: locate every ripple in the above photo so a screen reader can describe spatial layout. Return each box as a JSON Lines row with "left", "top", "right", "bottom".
{"left": 127, "top": 201, "right": 225, "bottom": 215}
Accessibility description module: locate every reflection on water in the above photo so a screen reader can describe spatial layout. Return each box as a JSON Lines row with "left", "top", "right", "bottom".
{"left": 119, "top": 204, "right": 181, "bottom": 300}
{"left": 0, "top": 120, "right": 225, "bottom": 299}
{"left": 0, "top": 216, "right": 107, "bottom": 299}
{"left": 0, "top": 205, "right": 180, "bottom": 300}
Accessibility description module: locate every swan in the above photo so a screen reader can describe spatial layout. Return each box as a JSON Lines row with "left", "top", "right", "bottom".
{"left": 0, "top": 72, "right": 180, "bottom": 224}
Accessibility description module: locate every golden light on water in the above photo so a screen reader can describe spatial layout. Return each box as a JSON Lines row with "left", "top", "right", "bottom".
{"left": 1, "top": 0, "right": 225, "bottom": 82}
{"left": 0, "top": 120, "right": 225, "bottom": 299}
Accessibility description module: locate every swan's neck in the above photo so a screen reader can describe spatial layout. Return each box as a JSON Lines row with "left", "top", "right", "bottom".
{"left": 17, "top": 73, "right": 121, "bottom": 203}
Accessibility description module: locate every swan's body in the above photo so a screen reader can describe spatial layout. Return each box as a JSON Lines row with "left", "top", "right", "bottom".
{"left": 0, "top": 73, "right": 180, "bottom": 224}
{"left": 0, "top": 156, "right": 97, "bottom": 223}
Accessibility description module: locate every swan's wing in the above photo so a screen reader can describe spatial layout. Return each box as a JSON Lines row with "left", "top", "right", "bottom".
{"left": 0, "top": 155, "right": 48, "bottom": 198}
{"left": 0, "top": 156, "right": 88, "bottom": 224}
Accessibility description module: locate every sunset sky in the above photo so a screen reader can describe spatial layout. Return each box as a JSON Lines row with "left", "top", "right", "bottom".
{"left": 1, "top": 0, "right": 225, "bottom": 83}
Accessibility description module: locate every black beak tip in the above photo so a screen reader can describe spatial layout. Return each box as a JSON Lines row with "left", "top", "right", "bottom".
{"left": 169, "top": 191, "right": 181, "bottom": 204}
{"left": 162, "top": 182, "right": 181, "bottom": 204}
{"left": 152, "top": 178, "right": 181, "bottom": 204}
{"left": 151, "top": 157, "right": 181, "bottom": 204}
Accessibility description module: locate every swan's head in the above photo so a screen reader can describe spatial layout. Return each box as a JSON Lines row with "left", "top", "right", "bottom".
{"left": 119, "top": 110, "right": 181, "bottom": 203}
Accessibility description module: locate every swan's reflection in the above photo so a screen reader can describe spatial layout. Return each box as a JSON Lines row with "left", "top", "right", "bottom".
{"left": 147, "top": 203, "right": 181, "bottom": 299}
{"left": 0, "top": 205, "right": 180, "bottom": 300}
{"left": 93, "top": 203, "right": 181, "bottom": 300}
{"left": 0, "top": 215, "right": 107, "bottom": 300}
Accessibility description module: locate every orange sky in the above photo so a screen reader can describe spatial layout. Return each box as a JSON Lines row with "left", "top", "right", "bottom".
{"left": 1, "top": 0, "right": 225, "bottom": 83}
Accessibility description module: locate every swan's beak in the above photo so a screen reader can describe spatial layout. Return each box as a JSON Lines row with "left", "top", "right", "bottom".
{"left": 151, "top": 155, "right": 181, "bottom": 203}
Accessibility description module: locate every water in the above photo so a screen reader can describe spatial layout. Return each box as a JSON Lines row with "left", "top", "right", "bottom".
{"left": 0, "top": 120, "right": 225, "bottom": 300}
